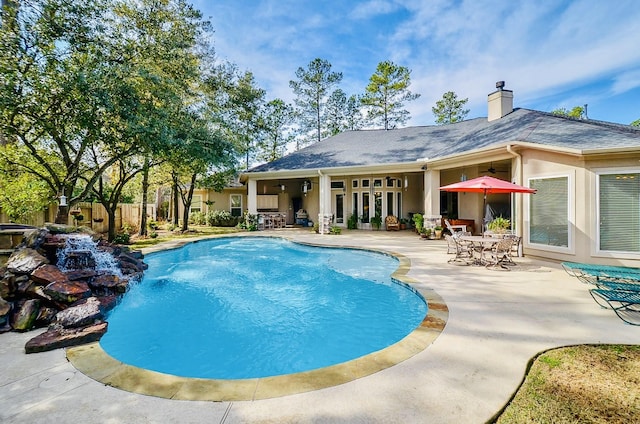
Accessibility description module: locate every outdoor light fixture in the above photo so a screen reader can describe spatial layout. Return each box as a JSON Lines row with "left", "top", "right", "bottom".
{"left": 280, "top": 184, "right": 285, "bottom": 192}
{"left": 302, "top": 180, "right": 311, "bottom": 196}
{"left": 59, "top": 195, "right": 67, "bottom": 207}
{"left": 404, "top": 176, "right": 408, "bottom": 190}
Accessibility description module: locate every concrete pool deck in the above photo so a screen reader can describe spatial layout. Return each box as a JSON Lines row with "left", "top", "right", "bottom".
{"left": 2, "top": 229, "right": 640, "bottom": 423}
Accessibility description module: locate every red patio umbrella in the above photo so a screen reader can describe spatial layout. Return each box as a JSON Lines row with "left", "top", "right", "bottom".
{"left": 439, "top": 176, "right": 536, "bottom": 229}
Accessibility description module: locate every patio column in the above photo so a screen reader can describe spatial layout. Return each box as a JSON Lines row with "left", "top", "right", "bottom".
{"left": 423, "top": 170, "right": 442, "bottom": 228}
{"left": 317, "top": 171, "right": 332, "bottom": 234}
{"left": 247, "top": 179, "right": 257, "bottom": 215}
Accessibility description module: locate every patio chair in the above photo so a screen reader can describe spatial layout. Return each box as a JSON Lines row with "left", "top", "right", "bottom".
{"left": 589, "top": 288, "right": 640, "bottom": 325}
{"left": 483, "top": 237, "right": 515, "bottom": 269}
{"left": 444, "top": 219, "right": 467, "bottom": 234}
{"left": 445, "top": 234, "right": 473, "bottom": 264}
{"left": 385, "top": 215, "right": 400, "bottom": 231}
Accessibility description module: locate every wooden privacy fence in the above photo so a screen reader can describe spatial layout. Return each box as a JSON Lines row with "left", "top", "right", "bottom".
{"left": 0, "top": 202, "right": 156, "bottom": 234}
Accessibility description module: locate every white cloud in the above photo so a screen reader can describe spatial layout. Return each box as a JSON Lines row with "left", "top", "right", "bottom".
{"left": 350, "top": 0, "right": 404, "bottom": 20}
{"left": 198, "top": 0, "right": 640, "bottom": 125}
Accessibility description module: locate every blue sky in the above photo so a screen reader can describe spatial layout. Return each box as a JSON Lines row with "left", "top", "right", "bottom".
{"left": 194, "top": 0, "right": 640, "bottom": 126}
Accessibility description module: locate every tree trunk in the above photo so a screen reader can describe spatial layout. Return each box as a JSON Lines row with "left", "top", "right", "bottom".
{"left": 171, "top": 173, "right": 179, "bottom": 226}
{"left": 107, "top": 207, "right": 117, "bottom": 242}
{"left": 180, "top": 173, "right": 197, "bottom": 232}
{"left": 138, "top": 157, "right": 149, "bottom": 236}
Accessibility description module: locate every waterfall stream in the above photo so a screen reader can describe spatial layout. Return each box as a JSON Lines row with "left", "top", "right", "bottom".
{"left": 56, "top": 234, "right": 123, "bottom": 277}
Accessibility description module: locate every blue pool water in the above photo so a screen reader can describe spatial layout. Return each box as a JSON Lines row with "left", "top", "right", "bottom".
{"left": 100, "top": 237, "right": 427, "bottom": 379}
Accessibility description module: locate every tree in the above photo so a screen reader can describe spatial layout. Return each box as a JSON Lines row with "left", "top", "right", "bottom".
{"left": 289, "top": 58, "right": 342, "bottom": 145}
{"left": 75, "top": 0, "right": 212, "bottom": 240}
{"left": 360, "top": 61, "right": 420, "bottom": 130}
{"left": 257, "top": 98, "right": 295, "bottom": 162}
{"left": 551, "top": 106, "right": 586, "bottom": 119}
{"left": 630, "top": 118, "right": 640, "bottom": 127}
{"left": 432, "top": 91, "right": 470, "bottom": 125}
{"left": 0, "top": 0, "right": 143, "bottom": 225}
{"left": 204, "top": 62, "right": 265, "bottom": 169}
{"left": 323, "top": 90, "right": 364, "bottom": 137}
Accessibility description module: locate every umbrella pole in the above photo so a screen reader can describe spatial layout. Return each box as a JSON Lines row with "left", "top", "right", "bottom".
{"left": 483, "top": 190, "right": 487, "bottom": 234}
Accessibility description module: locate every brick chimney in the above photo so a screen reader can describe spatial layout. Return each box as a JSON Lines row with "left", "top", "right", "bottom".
{"left": 488, "top": 81, "right": 513, "bottom": 121}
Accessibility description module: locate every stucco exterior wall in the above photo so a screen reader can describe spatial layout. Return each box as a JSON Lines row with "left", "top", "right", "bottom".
{"left": 521, "top": 149, "right": 640, "bottom": 267}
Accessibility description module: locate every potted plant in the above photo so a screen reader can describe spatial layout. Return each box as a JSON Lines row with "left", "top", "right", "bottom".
{"left": 347, "top": 213, "right": 358, "bottom": 230}
{"left": 399, "top": 218, "right": 407, "bottom": 230}
{"left": 412, "top": 213, "right": 424, "bottom": 234}
{"left": 370, "top": 214, "right": 382, "bottom": 230}
{"left": 434, "top": 225, "right": 443, "bottom": 239}
{"left": 421, "top": 227, "right": 431, "bottom": 239}
{"left": 487, "top": 216, "right": 511, "bottom": 234}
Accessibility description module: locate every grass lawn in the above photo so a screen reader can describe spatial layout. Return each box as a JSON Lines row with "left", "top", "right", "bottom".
{"left": 128, "top": 225, "right": 241, "bottom": 249}
{"left": 494, "top": 345, "right": 640, "bottom": 423}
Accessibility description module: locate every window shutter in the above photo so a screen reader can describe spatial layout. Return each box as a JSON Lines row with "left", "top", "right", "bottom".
{"left": 599, "top": 174, "right": 640, "bottom": 252}
{"left": 529, "top": 177, "right": 568, "bottom": 247}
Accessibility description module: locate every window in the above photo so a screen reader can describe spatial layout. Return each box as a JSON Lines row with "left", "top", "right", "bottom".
{"left": 386, "top": 177, "right": 395, "bottom": 188}
{"left": 387, "top": 192, "right": 394, "bottom": 216}
{"left": 598, "top": 172, "right": 640, "bottom": 253}
{"left": 529, "top": 177, "right": 569, "bottom": 248}
{"left": 373, "top": 179, "right": 382, "bottom": 188}
{"left": 331, "top": 180, "right": 345, "bottom": 190}
{"left": 190, "top": 195, "right": 202, "bottom": 213}
{"left": 362, "top": 192, "right": 370, "bottom": 222}
{"left": 362, "top": 179, "right": 370, "bottom": 188}
{"left": 230, "top": 194, "right": 242, "bottom": 217}
{"left": 352, "top": 179, "right": 358, "bottom": 188}
{"left": 352, "top": 193, "right": 358, "bottom": 217}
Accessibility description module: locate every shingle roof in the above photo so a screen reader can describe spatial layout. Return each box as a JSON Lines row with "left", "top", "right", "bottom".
{"left": 248, "top": 109, "right": 640, "bottom": 173}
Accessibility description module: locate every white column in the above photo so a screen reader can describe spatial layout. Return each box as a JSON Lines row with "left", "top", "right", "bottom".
{"left": 423, "top": 170, "right": 442, "bottom": 228}
{"left": 317, "top": 172, "right": 332, "bottom": 234}
{"left": 247, "top": 179, "right": 257, "bottom": 215}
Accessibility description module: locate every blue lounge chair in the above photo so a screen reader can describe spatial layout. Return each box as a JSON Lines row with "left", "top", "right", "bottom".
{"left": 561, "top": 262, "right": 640, "bottom": 285}
{"left": 589, "top": 288, "right": 640, "bottom": 325}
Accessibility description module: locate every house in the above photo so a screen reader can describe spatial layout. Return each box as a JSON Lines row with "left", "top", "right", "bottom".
{"left": 239, "top": 82, "right": 640, "bottom": 266}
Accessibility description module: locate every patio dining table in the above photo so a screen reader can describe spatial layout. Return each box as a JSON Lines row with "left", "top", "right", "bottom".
{"left": 459, "top": 235, "right": 501, "bottom": 266}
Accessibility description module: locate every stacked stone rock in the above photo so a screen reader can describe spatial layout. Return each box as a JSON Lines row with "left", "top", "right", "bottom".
{"left": 0, "top": 226, "right": 147, "bottom": 353}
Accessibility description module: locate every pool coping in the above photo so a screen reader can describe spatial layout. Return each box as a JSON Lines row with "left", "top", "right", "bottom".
{"left": 66, "top": 234, "right": 449, "bottom": 401}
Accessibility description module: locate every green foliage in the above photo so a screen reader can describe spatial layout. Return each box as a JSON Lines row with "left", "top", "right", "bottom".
{"left": 412, "top": 213, "right": 424, "bottom": 231}
{"left": 237, "top": 211, "right": 258, "bottom": 231}
{"left": 206, "top": 210, "right": 239, "bottom": 227}
{"left": 432, "top": 91, "right": 470, "bottom": 125}
{"left": 347, "top": 213, "right": 358, "bottom": 229}
{"left": 0, "top": 147, "right": 52, "bottom": 222}
{"left": 289, "top": 58, "right": 343, "bottom": 146}
{"left": 360, "top": 61, "right": 420, "bottom": 130}
{"left": 148, "top": 220, "right": 159, "bottom": 230}
{"left": 323, "top": 90, "right": 364, "bottom": 137}
{"left": 551, "top": 106, "right": 586, "bottom": 119}
{"left": 370, "top": 214, "right": 383, "bottom": 230}
{"left": 488, "top": 216, "right": 511, "bottom": 233}
{"left": 631, "top": 118, "right": 640, "bottom": 127}
{"left": 329, "top": 225, "right": 342, "bottom": 235}
{"left": 113, "top": 232, "right": 131, "bottom": 245}
{"left": 257, "top": 98, "right": 296, "bottom": 162}
{"left": 189, "top": 211, "right": 207, "bottom": 225}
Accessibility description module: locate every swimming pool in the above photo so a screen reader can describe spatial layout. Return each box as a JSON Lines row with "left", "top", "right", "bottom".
{"left": 100, "top": 237, "right": 427, "bottom": 379}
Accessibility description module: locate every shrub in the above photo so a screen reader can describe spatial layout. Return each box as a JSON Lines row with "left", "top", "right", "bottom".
{"left": 113, "top": 233, "right": 130, "bottom": 244}
{"left": 189, "top": 211, "right": 207, "bottom": 226}
{"left": 148, "top": 220, "right": 159, "bottom": 230}
{"left": 149, "top": 230, "right": 158, "bottom": 238}
{"left": 347, "top": 214, "right": 358, "bottom": 229}
{"left": 329, "top": 225, "right": 342, "bottom": 235}
{"left": 207, "top": 210, "right": 239, "bottom": 227}
{"left": 237, "top": 211, "right": 258, "bottom": 231}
